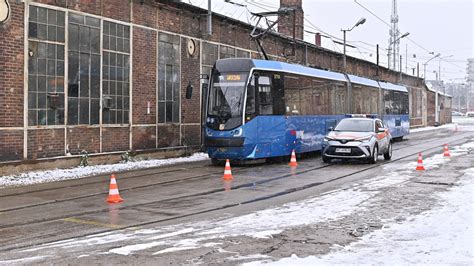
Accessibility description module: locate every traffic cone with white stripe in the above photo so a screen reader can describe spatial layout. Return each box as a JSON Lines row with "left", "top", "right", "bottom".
{"left": 106, "top": 174, "right": 124, "bottom": 203}
{"left": 415, "top": 153, "right": 425, "bottom": 171}
{"left": 289, "top": 149, "right": 298, "bottom": 167}
{"left": 443, "top": 144, "right": 451, "bottom": 157}
{"left": 222, "top": 159, "right": 233, "bottom": 180}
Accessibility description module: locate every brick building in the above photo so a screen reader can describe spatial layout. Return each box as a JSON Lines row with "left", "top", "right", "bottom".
{"left": 0, "top": 0, "right": 448, "bottom": 164}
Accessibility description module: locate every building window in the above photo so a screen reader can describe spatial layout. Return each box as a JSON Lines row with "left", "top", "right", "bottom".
{"left": 102, "top": 21, "right": 130, "bottom": 124}
{"left": 202, "top": 42, "right": 218, "bottom": 77}
{"left": 67, "top": 13, "right": 101, "bottom": 125}
{"left": 28, "top": 6, "right": 65, "bottom": 126}
{"left": 220, "top": 45, "right": 235, "bottom": 59}
{"left": 236, "top": 49, "right": 250, "bottom": 58}
{"left": 158, "top": 33, "right": 180, "bottom": 123}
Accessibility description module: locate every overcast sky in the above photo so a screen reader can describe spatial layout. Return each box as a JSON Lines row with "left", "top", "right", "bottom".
{"left": 189, "top": 0, "right": 473, "bottom": 82}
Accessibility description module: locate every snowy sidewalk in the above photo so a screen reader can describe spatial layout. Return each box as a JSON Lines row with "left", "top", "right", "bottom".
{"left": 263, "top": 168, "right": 474, "bottom": 265}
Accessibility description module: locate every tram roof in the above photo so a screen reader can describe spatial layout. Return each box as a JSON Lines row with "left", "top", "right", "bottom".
{"left": 347, "top": 74, "right": 380, "bottom": 88}
{"left": 378, "top": 81, "right": 408, "bottom": 92}
{"left": 251, "top": 59, "right": 347, "bottom": 83}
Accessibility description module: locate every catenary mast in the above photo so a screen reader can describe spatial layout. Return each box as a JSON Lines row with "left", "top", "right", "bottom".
{"left": 388, "top": 0, "right": 400, "bottom": 70}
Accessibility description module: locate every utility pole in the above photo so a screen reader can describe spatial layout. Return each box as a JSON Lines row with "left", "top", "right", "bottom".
{"left": 405, "top": 44, "right": 408, "bottom": 73}
{"left": 399, "top": 55, "right": 402, "bottom": 81}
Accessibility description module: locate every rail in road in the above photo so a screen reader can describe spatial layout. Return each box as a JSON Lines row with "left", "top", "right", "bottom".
{"left": 0, "top": 128, "right": 472, "bottom": 252}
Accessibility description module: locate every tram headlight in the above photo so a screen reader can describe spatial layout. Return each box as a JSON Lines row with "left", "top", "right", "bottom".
{"left": 231, "top": 128, "right": 242, "bottom": 136}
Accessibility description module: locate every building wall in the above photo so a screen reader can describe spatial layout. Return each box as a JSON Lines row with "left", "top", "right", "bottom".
{"left": 0, "top": 0, "right": 447, "bottom": 163}
{"left": 0, "top": 2, "right": 24, "bottom": 162}
{"left": 427, "top": 92, "right": 436, "bottom": 126}
{"left": 439, "top": 94, "right": 452, "bottom": 125}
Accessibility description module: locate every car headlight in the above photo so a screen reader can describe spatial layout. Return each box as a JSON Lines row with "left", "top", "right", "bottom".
{"left": 355, "top": 136, "right": 372, "bottom": 142}
{"left": 324, "top": 136, "right": 334, "bottom": 141}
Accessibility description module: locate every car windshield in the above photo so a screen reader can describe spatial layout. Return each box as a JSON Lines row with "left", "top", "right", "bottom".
{"left": 335, "top": 119, "right": 374, "bottom": 132}
{"left": 207, "top": 71, "right": 248, "bottom": 128}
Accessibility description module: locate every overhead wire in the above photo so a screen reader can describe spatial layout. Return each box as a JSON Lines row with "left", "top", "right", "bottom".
{"left": 194, "top": 0, "right": 466, "bottom": 77}
{"left": 353, "top": 0, "right": 434, "bottom": 55}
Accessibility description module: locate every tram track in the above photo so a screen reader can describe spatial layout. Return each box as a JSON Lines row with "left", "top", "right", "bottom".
{"left": 0, "top": 162, "right": 211, "bottom": 197}
{"left": 0, "top": 131, "right": 467, "bottom": 219}
{"left": 0, "top": 132, "right": 470, "bottom": 252}
{"left": 0, "top": 127, "right": 453, "bottom": 201}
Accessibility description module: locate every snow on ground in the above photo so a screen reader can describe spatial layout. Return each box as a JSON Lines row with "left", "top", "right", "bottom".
{"left": 256, "top": 168, "right": 474, "bottom": 266}
{"left": 409, "top": 122, "right": 457, "bottom": 133}
{"left": 0, "top": 153, "right": 209, "bottom": 189}
{"left": 13, "top": 141, "right": 474, "bottom": 261}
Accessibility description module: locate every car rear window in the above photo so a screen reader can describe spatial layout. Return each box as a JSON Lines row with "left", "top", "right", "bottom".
{"left": 335, "top": 119, "right": 373, "bottom": 132}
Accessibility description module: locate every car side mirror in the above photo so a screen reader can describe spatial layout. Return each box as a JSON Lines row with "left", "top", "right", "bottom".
{"left": 328, "top": 127, "right": 334, "bottom": 132}
{"left": 377, "top": 128, "right": 386, "bottom": 133}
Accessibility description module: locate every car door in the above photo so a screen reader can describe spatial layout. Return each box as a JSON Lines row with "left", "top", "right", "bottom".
{"left": 375, "top": 120, "right": 388, "bottom": 152}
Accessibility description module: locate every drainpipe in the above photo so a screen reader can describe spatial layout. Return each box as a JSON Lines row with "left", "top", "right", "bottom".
{"left": 207, "top": 0, "right": 212, "bottom": 36}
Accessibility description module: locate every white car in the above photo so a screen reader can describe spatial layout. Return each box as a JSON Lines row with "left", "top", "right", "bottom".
{"left": 322, "top": 117, "right": 392, "bottom": 164}
{"left": 466, "top": 112, "right": 474, "bottom": 117}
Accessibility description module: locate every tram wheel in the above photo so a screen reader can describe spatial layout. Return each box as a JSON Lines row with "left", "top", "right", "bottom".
{"left": 211, "top": 158, "right": 225, "bottom": 166}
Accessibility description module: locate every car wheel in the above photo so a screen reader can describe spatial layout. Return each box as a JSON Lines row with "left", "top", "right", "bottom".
{"left": 322, "top": 155, "right": 331, "bottom": 163}
{"left": 369, "top": 145, "right": 378, "bottom": 164}
{"left": 384, "top": 142, "right": 392, "bottom": 160}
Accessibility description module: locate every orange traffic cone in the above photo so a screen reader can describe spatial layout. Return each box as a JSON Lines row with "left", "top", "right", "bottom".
{"left": 222, "top": 159, "right": 233, "bottom": 180}
{"left": 289, "top": 149, "right": 298, "bottom": 167}
{"left": 443, "top": 144, "right": 451, "bottom": 157}
{"left": 223, "top": 179, "right": 232, "bottom": 191}
{"left": 106, "top": 174, "right": 124, "bottom": 203}
{"left": 415, "top": 153, "right": 425, "bottom": 171}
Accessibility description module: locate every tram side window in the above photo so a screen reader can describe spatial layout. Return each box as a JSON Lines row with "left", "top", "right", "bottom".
{"left": 352, "top": 85, "right": 379, "bottom": 114}
{"left": 352, "top": 86, "right": 363, "bottom": 114}
{"left": 369, "top": 89, "right": 379, "bottom": 114}
{"left": 245, "top": 81, "right": 256, "bottom": 116}
{"left": 284, "top": 75, "right": 300, "bottom": 115}
{"left": 257, "top": 76, "right": 273, "bottom": 115}
{"left": 384, "top": 90, "right": 395, "bottom": 114}
{"left": 384, "top": 90, "right": 407, "bottom": 115}
{"left": 246, "top": 73, "right": 283, "bottom": 118}
{"left": 401, "top": 92, "right": 409, "bottom": 114}
{"left": 299, "top": 76, "right": 312, "bottom": 115}
{"left": 334, "top": 86, "right": 347, "bottom": 114}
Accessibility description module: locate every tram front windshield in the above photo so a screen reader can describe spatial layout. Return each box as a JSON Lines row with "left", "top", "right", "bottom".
{"left": 207, "top": 72, "right": 248, "bottom": 130}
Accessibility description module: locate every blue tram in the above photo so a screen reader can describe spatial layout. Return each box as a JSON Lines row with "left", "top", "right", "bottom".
{"left": 203, "top": 58, "right": 409, "bottom": 163}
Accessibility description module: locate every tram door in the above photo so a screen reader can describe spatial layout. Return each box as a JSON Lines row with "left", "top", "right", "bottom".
{"left": 247, "top": 73, "right": 287, "bottom": 155}
{"left": 247, "top": 72, "right": 285, "bottom": 117}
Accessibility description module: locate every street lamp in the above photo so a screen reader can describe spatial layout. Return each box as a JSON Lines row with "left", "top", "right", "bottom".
{"left": 438, "top": 55, "right": 453, "bottom": 94}
{"left": 387, "top": 32, "right": 410, "bottom": 70}
{"left": 342, "top": 17, "right": 366, "bottom": 70}
{"left": 423, "top": 53, "right": 441, "bottom": 81}
{"left": 433, "top": 70, "right": 438, "bottom": 81}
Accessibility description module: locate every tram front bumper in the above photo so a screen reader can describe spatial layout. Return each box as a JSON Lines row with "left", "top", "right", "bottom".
{"left": 204, "top": 137, "right": 245, "bottom": 147}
